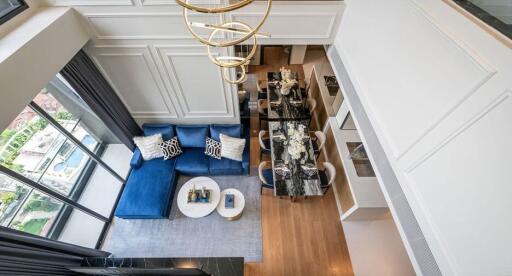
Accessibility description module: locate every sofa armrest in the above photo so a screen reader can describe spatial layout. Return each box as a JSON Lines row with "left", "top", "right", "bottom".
{"left": 130, "top": 148, "right": 143, "bottom": 169}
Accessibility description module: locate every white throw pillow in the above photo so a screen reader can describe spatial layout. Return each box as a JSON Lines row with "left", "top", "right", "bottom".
{"left": 133, "top": 134, "right": 164, "bottom": 160}
{"left": 219, "top": 133, "right": 246, "bottom": 162}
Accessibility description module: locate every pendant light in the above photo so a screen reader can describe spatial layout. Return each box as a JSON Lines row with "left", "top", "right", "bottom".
{"left": 176, "top": 0, "right": 272, "bottom": 84}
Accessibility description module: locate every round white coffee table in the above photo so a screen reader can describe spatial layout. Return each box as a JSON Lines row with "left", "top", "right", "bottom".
{"left": 216, "top": 188, "right": 245, "bottom": 221}
{"left": 177, "top": 177, "right": 220, "bottom": 218}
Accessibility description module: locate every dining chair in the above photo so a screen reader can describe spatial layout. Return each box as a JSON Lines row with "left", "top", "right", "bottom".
{"left": 259, "top": 130, "right": 271, "bottom": 160}
{"left": 319, "top": 162, "right": 336, "bottom": 194}
{"left": 300, "top": 86, "right": 308, "bottom": 98}
{"left": 258, "top": 161, "right": 274, "bottom": 195}
{"left": 310, "top": 131, "right": 326, "bottom": 159}
{"left": 258, "top": 99, "right": 269, "bottom": 129}
{"left": 257, "top": 82, "right": 268, "bottom": 100}
{"left": 305, "top": 98, "right": 317, "bottom": 127}
{"left": 306, "top": 98, "right": 317, "bottom": 114}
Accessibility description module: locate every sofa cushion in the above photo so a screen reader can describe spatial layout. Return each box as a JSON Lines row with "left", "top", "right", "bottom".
{"left": 210, "top": 124, "right": 242, "bottom": 141}
{"left": 209, "top": 157, "right": 243, "bottom": 175}
{"left": 176, "top": 125, "right": 209, "bottom": 148}
{"left": 115, "top": 158, "right": 177, "bottom": 219}
{"left": 176, "top": 148, "right": 209, "bottom": 175}
{"left": 160, "top": 137, "right": 182, "bottom": 160}
{"left": 220, "top": 134, "right": 246, "bottom": 162}
{"left": 143, "top": 124, "right": 174, "bottom": 141}
{"left": 133, "top": 134, "right": 164, "bottom": 160}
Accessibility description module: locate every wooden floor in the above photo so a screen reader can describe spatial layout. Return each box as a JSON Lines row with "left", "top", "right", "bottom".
{"left": 244, "top": 47, "right": 354, "bottom": 276}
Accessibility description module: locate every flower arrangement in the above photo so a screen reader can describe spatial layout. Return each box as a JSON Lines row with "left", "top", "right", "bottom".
{"left": 286, "top": 123, "right": 307, "bottom": 160}
{"left": 279, "top": 67, "right": 297, "bottom": 95}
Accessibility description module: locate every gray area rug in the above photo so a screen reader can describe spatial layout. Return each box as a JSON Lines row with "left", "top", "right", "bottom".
{"left": 102, "top": 175, "right": 262, "bottom": 262}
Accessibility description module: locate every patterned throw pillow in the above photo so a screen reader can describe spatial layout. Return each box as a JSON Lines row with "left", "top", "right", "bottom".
{"left": 205, "top": 137, "right": 222, "bottom": 160}
{"left": 220, "top": 133, "right": 246, "bottom": 162}
{"left": 133, "top": 134, "right": 164, "bottom": 160}
{"left": 159, "top": 137, "right": 182, "bottom": 160}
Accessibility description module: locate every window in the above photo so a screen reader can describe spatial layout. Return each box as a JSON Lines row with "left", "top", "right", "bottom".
{"left": 0, "top": 73, "right": 127, "bottom": 248}
{"left": 0, "top": 0, "right": 28, "bottom": 25}
{"left": 449, "top": 0, "right": 512, "bottom": 42}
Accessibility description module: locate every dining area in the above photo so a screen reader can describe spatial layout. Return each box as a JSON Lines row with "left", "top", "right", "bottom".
{"left": 256, "top": 68, "right": 335, "bottom": 201}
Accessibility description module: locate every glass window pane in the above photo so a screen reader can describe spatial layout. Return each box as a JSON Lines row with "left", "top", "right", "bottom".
{"left": 71, "top": 123, "right": 99, "bottom": 152}
{"left": 0, "top": 108, "right": 67, "bottom": 182}
{"left": 34, "top": 89, "right": 79, "bottom": 132}
{"left": 0, "top": 0, "right": 26, "bottom": 19}
{"left": 0, "top": 173, "right": 31, "bottom": 226}
{"left": 39, "top": 139, "right": 92, "bottom": 196}
{"left": 58, "top": 208, "right": 105, "bottom": 248}
{"left": 9, "top": 190, "right": 64, "bottom": 237}
{"left": 77, "top": 160, "right": 123, "bottom": 217}
{"left": 341, "top": 112, "right": 357, "bottom": 130}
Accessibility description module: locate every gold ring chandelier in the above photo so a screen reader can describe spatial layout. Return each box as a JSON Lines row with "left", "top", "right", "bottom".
{"left": 177, "top": 0, "right": 272, "bottom": 84}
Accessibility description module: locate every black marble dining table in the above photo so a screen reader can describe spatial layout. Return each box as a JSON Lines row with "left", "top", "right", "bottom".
{"left": 267, "top": 72, "right": 311, "bottom": 121}
{"left": 269, "top": 120, "right": 323, "bottom": 197}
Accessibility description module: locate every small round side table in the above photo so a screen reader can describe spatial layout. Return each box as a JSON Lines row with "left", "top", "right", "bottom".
{"left": 216, "top": 188, "right": 245, "bottom": 221}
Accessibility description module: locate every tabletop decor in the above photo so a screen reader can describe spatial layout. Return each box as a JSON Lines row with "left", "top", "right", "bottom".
{"left": 279, "top": 67, "right": 298, "bottom": 95}
{"left": 187, "top": 185, "right": 212, "bottom": 204}
{"left": 286, "top": 122, "right": 307, "bottom": 160}
{"left": 267, "top": 71, "right": 311, "bottom": 121}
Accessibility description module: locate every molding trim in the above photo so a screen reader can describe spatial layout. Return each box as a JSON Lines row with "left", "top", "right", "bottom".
{"left": 51, "top": 0, "right": 135, "bottom": 5}
{"left": 82, "top": 11, "right": 336, "bottom": 40}
{"left": 231, "top": 12, "right": 337, "bottom": 39}
{"left": 83, "top": 12, "right": 223, "bottom": 40}
{"left": 88, "top": 45, "right": 178, "bottom": 117}
{"left": 154, "top": 45, "right": 233, "bottom": 118}
{"left": 387, "top": 0, "right": 498, "bottom": 159}
{"left": 405, "top": 90, "right": 512, "bottom": 173}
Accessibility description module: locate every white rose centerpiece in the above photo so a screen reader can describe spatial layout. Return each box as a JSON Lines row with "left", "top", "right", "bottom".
{"left": 286, "top": 123, "right": 307, "bottom": 160}
{"left": 279, "top": 67, "right": 297, "bottom": 96}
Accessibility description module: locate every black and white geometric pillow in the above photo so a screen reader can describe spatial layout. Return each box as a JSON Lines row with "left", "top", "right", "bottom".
{"left": 159, "top": 137, "right": 182, "bottom": 160}
{"left": 205, "top": 137, "right": 222, "bottom": 160}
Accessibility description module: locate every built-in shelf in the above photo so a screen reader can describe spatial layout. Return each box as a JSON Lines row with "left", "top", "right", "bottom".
{"left": 326, "top": 118, "right": 388, "bottom": 221}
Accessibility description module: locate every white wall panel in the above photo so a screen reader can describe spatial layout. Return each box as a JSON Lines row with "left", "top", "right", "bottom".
{"left": 41, "top": 1, "right": 345, "bottom": 124}
{"left": 232, "top": 12, "right": 337, "bottom": 40}
{"left": 46, "top": 0, "right": 135, "bottom": 5}
{"left": 88, "top": 46, "right": 178, "bottom": 119}
{"left": 333, "top": 0, "right": 512, "bottom": 275}
{"left": 84, "top": 13, "right": 221, "bottom": 40}
{"left": 155, "top": 45, "right": 234, "bottom": 118}
{"left": 406, "top": 91, "right": 512, "bottom": 276}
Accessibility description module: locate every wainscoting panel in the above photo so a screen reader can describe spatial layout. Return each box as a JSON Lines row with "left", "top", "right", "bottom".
{"left": 333, "top": 0, "right": 512, "bottom": 274}
{"left": 45, "top": 1, "right": 345, "bottom": 124}
{"left": 84, "top": 13, "right": 222, "bottom": 40}
{"left": 155, "top": 45, "right": 235, "bottom": 119}
{"left": 405, "top": 91, "right": 512, "bottom": 276}
{"left": 87, "top": 45, "right": 178, "bottom": 119}
{"left": 336, "top": 0, "right": 495, "bottom": 160}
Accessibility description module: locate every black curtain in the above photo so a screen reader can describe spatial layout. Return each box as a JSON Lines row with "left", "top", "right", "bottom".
{"left": 60, "top": 50, "right": 142, "bottom": 150}
{"left": 0, "top": 226, "right": 110, "bottom": 276}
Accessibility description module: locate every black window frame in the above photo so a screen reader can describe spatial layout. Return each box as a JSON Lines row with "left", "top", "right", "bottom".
{"left": 0, "top": 0, "right": 29, "bottom": 26}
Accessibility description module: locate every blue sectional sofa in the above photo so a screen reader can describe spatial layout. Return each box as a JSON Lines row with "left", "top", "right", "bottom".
{"left": 114, "top": 124, "right": 249, "bottom": 219}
